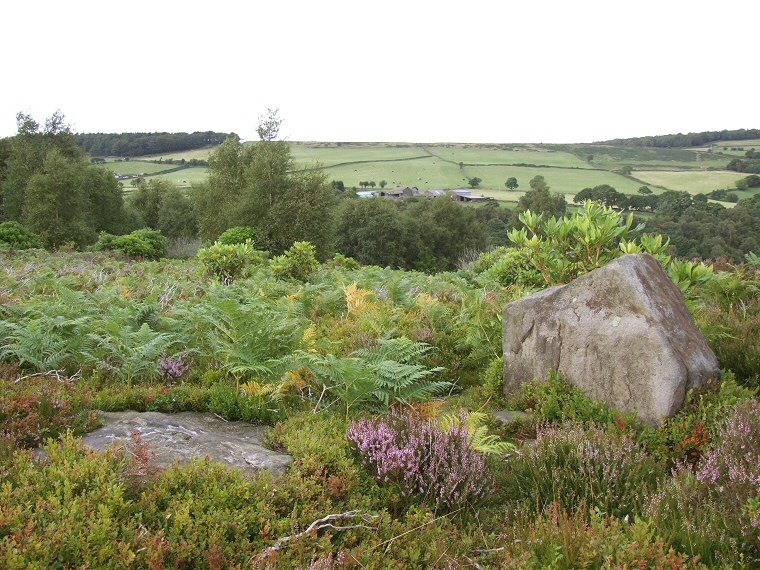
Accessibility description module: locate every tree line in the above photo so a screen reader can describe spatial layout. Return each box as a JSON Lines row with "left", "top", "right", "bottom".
{"left": 600, "top": 128, "right": 760, "bottom": 148}
{"left": 74, "top": 130, "right": 228, "bottom": 157}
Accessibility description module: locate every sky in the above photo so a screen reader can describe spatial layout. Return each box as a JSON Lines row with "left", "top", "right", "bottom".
{"left": 1, "top": 0, "right": 756, "bottom": 144}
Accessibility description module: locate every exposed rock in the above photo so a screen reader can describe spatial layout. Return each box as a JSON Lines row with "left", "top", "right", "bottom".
{"left": 502, "top": 253, "right": 720, "bottom": 427}
{"left": 82, "top": 411, "right": 293, "bottom": 476}
{"left": 492, "top": 410, "right": 531, "bottom": 425}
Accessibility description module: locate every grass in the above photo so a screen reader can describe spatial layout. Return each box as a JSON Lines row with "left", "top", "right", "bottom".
{"left": 422, "top": 144, "right": 592, "bottom": 168}
{"left": 634, "top": 170, "right": 750, "bottom": 195}
{"left": 563, "top": 145, "right": 731, "bottom": 171}
{"left": 290, "top": 142, "right": 428, "bottom": 168}
{"left": 150, "top": 166, "right": 209, "bottom": 187}
{"left": 102, "top": 160, "right": 172, "bottom": 176}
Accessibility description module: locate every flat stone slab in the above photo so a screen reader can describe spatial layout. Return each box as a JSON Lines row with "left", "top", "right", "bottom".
{"left": 493, "top": 410, "right": 531, "bottom": 425}
{"left": 82, "top": 411, "right": 292, "bottom": 476}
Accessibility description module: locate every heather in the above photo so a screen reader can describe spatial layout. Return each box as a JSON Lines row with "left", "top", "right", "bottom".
{"left": 347, "top": 411, "right": 491, "bottom": 513}
{"left": 0, "top": 241, "right": 759, "bottom": 567}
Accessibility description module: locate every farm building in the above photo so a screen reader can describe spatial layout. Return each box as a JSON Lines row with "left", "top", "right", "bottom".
{"left": 379, "top": 187, "right": 419, "bottom": 200}
{"left": 425, "top": 189, "right": 446, "bottom": 198}
{"left": 450, "top": 189, "right": 490, "bottom": 202}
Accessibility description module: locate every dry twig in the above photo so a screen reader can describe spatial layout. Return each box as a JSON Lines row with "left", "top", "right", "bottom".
{"left": 255, "top": 510, "right": 378, "bottom": 563}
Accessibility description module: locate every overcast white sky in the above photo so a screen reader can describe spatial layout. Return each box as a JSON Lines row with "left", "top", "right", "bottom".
{"left": 1, "top": 0, "right": 756, "bottom": 144}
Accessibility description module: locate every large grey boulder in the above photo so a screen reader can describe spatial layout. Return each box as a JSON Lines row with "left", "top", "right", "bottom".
{"left": 82, "top": 411, "right": 293, "bottom": 476}
{"left": 502, "top": 253, "right": 720, "bottom": 426}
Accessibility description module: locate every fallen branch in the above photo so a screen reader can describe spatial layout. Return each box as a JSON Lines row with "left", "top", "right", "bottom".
{"left": 14, "top": 369, "right": 80, "bottom": 384}
{"left": 256, "top": 510, "right": 378, "bottom": 563}
{"left": 373, "top": 507, "right": 463, "bottom": 554}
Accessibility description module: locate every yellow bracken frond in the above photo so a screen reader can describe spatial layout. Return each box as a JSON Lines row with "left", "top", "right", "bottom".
{"left": 343, "top": 282, "right": 374, "bottom": 316}
{"left": 302, "top": 324, "right": 317, "bottom": 347}
{"left": 240, "top": 381, "right": 277, "bottom": 398}
{"left": 415, "top": 293, "right": 438, "bottom": 307}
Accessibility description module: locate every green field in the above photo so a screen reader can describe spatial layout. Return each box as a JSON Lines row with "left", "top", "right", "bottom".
{"left": 102, "top": 160, "right": 171, "bottom": 176}
{"left": 421, "top": 144, "right": 592, "bottom": 168}
{"left": 290, "top": 142, "right": 428, "bottom": 168}
{"left": 563, "top": 145, "right": 730, "bottom": 171}
{"left": 105, "top": 141, "right": 749, "bottom": 198}
{"left": 634, "top": 170, "right": 750, "bottom": 195}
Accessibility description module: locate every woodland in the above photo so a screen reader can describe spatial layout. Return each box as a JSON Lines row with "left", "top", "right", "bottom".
{"left": 1, "top": 112, "right": 760, "bottom": 568}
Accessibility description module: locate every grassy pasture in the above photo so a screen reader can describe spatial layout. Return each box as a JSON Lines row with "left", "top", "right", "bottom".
{"left": 290, "top": 142, "right": 427, "bottom": 168}
{"left": 151, "top": 166, "right": 209, "bottom": 187}
{"left": 569, "top": 145, "right": 730, "bottom": 170}
{"left": 102, "top": 160, "right": 170, "bottom": 176}
{"left": 319, "top": 157, "right": 463, "bottom": 190}
{"left": 708, "top": 139, "right": 760, "bottom": 153}
{"left": 140, "top": 147, "right": 214, "bottom": 161}
{"left": 423, "top": 144, "right": 592, "bottom": 168}
{"left": 634, "top": 170, "right": 749, "bottom": 195}
{"left": 462, "top": 165, "right": 645, "bottom": 195}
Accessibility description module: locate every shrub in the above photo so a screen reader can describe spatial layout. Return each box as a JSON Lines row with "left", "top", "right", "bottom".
{"left": 217, "top": 225, "right": 257, "bottom": 245}
{"left": 95, "top": 228, "right": 167, "bottom": 260}
{"left": 197, "top": 239, "right": 261, "bottom": 284}
{"left": 641, "top": 373, "right": 756, "bottom": 465}
{"left": 0, "top": 221, "right": 42, "bottom": 249}
{"left": 513, "top": 372, "right": 629, "bottom": 427}
{"left": 471, "top": 246, "right": 543, "bottom": 289}
{"left": 0, "top": 370, "right": 98, "bottom": 458}
{"left": 347, "top": 410, "right": 491, "bottom": 513}
{"left": 697, "top": 299, "right": 760, "bottom": 388}
{"left": 504, "top": 421, "right": 664, "bottom": 520}
{"left": 499, "top": 504, "right": 705, "bottom": 569}
{"left": 507, "top": 201, "right": 671, "bottom": 286}
{"left": 271, "top": 241, "right": 319, "bottom": 281}
{"left": 127, "top": 228, "right": 167, "bottom": 259}
{"left": 646, "top": 399, "right": 760, "bottom": 565}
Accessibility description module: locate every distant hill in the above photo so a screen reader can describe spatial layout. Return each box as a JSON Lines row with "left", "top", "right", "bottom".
{"left": 599, "top": 128, "right": 760, "bottom": 148}
{"left": 74, "top": 131, "right": 230, "bottom": 157}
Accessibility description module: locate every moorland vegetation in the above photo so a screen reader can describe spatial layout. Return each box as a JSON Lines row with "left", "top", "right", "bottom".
{"left": 1, "top": 111, "right": 760, "bottom": 568}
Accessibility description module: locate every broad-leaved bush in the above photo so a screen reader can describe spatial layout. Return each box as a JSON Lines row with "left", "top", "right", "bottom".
{"left": 0, "top": 221, "right": 42, "bottom": 249}
{"left": 197, "top": 239, "right": 262, "bottom": 284}
{"left": 217, "top": 225, "right": 257, "bottom": 245}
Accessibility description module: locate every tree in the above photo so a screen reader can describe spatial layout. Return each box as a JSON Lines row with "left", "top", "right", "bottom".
{"left": 468, "top": 177, "right": 482, "bottom": 189}
{"left": 127, "top": 179, "right": 169, "bottom": 229}
{"left": 736, "top": 174, "right": 760, "bottom": 190}
{"left": 404, "top": 197, "right": 488, "bottom": 272}
{"left": 336, "top": 198, "right": 408, "bottom": 268}
{"left": 379, "top": 180, "right": 387, "bottom": 189}
{"left": 1, "top": 111, "right": 126, "bottom": 248}
{"left": 505, "top": 177, "right": 519, "bottom": 190}
{"left": 256, "top": 108, "right": 283, "bottom": 142}
{"left": 158, "top": 186, "right": 198, "bottom": 239}
{"left": 22, "top": 150, "right": 91, "bottom": 248}
{"left": 195, "top": 134, "right": 247, "bottom": 241}
{"left": 638, "top": 186, "right": 653, "bottom": 195}
{"left": 514, "top": 176, "right": 566, "bottom": 223}
{"left": 194, "top": 111, "right": 336, "bottom": 258}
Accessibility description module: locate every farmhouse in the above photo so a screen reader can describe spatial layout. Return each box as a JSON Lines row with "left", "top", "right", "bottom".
{"left": 379, "top": 186, "right": 419, "bottom": 200}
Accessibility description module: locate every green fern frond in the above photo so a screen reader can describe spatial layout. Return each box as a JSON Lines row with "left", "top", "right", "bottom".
{"left": 439, "top": 411, "right": 515, "bottom": 456}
